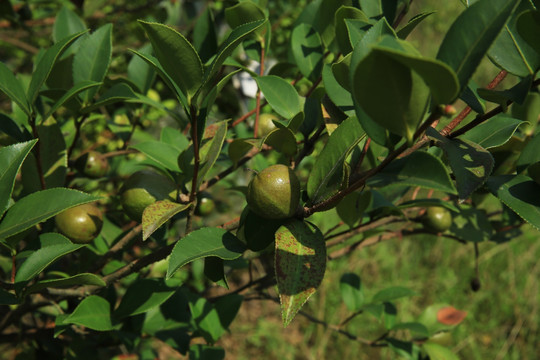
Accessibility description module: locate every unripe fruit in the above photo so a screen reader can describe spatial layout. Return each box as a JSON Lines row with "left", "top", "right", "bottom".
{"left": 55, "top": 203, "right": 103, "bottom": 244}
{"left": 423, "top": 207, "right": 452, "bottom": 233}
{"left": 256, "top": 113, "right": 278, "bottom": 138}
{"left": 246, "top": 164, "right": 301, "bottom": 219}
{"left": 75, "top": 151, "right": 109, "bottom": 178}
{"left": 120, "top": 170, "right": 177, "bottom": 222}
{"left": 527, "top": 161, "right": 540, "bottom": 186}
{"left": 196, "top": 196, "right": 216, "bottom": 216}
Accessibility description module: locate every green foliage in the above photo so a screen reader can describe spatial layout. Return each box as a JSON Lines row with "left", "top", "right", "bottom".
{"left": 0, "top": 0, "right": 539, "bottom": 358}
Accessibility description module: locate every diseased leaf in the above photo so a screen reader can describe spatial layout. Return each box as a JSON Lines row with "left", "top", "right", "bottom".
{"left": 167, "top": 228, "right": 245, "bottom": 278}
{"left": 142, "top": 200, "right": 190, "bottom": 241}
{"left": 275, "top": 220, "right": 326, "bottom": 327}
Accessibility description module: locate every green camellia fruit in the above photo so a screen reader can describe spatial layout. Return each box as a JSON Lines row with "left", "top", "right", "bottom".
{"left": 527, "top": 161, "right": 540, "bottom": 186}
{"left": 423, "top": 206, "right": 452, "bottom": 233}
{"left": 196, "top": 196, "right": 216, "bottom": 216}
{"left": 120, "top": 170, "right": 177, "bottom": 222}
{"left": 256, "top": 113, "right": 279, "bottom": 138}
{"left": 75, "top": 151, "right": 109, "bottom": 178}
{"left": 55, "top": 203, "right": 103, "bottom": 244}
{"left": 246, "top": 164, "right": 301, "bottom": 219}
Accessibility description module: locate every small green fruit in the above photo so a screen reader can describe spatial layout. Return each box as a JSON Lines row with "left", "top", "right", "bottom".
{"left": 55, "top": 203, "right": 103, "bottom": 244}
{"left": 423, "top": 207, "right": 452, "bottom": 233}
{"left": 120, "top": 170, "right": 177, "bottom": 222}
{"left": 196, "top": 196, "right": 216, "bottom": 216}
{"left": 527, "top": 161, "right": 540, "bottom": 186}
{"left": 75, "top": 151, "right": 109, "bottom": 178}
{"left": 246, "top": 164, "right": 301, "bottom": 219}
{"left": 257, "top": 113, "right": 279, "bottom": 138}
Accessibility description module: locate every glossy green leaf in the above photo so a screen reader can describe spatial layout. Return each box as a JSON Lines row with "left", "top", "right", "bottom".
{"left": 42, "top": 81, "right": 101, "bottom": 121}
{"left": 21, "top": 117, "right": 67, "bottom": 191}
{"left": 239, "top": 208, "right": 283, "bottom": 251}
{"left": 64, "top": 295, "right": 116, "bottom": 331}
{"left": 428, "top": 128, "right": 494, "bottom": 201}
{"left": 198, "top": 121, "right": 228, "bottom": 187}
{"left": 489, "top": 2, "right": 540, "bottom": 77}
{"left": 256, "top": 75, "right": 302, "bottom": 119}
{"left": 142, "top": 200, "right": 189, "bottom": 241}
{"left": 188, "top": 296, "right": 226, "bottom": 342}
{"left": 460, "top": 81, "right": 487, "bottom": 114}
{"left": 130, "top": 141, "right": 181, "bottom": 172}
{"left": 372, "top": 286, "right": 416, "bottom": 303}
{"left": 275, "top": 220, "right": 326, "bottom": 327}
{"left": 167, "top": 228, "right": 246, "bottom": 278}
{"left": 398, "top": 199, "right": 460, "bottom": 213}
{"left": 517, "top": 9, "right": 540, "bottom": 56}
{"left": 335, "top": 6, "right": 369, "bottom": 54}
{"left": 114, "top": 278, "right": 176, "bottom": 318}
{"left": 189, "top": 345, "right": 225, "bottom": 360}
{"left": 353, "top": 46, "right": 430, "bottom": 143}
{"left": 487, "top": 174, "right": 540, "bottom": 230}
{"left": 0, "top": 140, "right": 37, "bottom": 218}
{"left": 214, "top": 293, "right": 243, "bottom": 329}
{"left": 436, "top": 0, "right": 519, "bottom": 91}
{"left": 397, "top": 12, "right": 435, "bottom": 39}
{"left": 373, "top": 36, "right": 460, "bottom": 105}
{"left": 291, "top": 23, "right": 324, "bottom": 81}
{"left": 129, "top": 50, "right": 188, "bottom": 109}
{"left": 224, "top": 2, "right": 266, "bottom": 32}
{"left": 340, "top": 273, "right": 364, "bottom": 311}
{"left": 314, "top": 0, "right": 350, "bottom": 47}
{"left": 127, "top": 44, "right": 155, "bottom": 94}
{"left": 139, "top": 21, "right": 203, "bottom": 101}
{"left": 0, "top": 188, "right": 101, "bottom": 240}
{"left": 368, "top": 151, "right": 457, "bottom": 194}
{"left": 228, "top": 138, "right": 257, "bottom": 164}
{"left": 345, "top": 18, "right": 374, "bottom": 49}
{"left": 391, "top": 322, "right": 430, "bottom": 338}
{"left": 0, "top": 62, "right": 31, "bottom": 116}
{"left": 359, "top": 0, "right": 382, "bottom": 18}
{"left": 204, "top": 257, "right": 228, "bottom": 289}
{"left": 308, "top": 117, "right": 365, "bottom": 204}
{"left": 336, "top": 191, "right": 371, "bottom": 228}
{"left": 476, "top": 75, "right": 532, "bottom": 109}
{"left": 447, "top": 206, "right": 493, "bottom": 242}
{"left": 14, "top": 233, "right": 84, "bottom": 292}
{"left": 516, "top": 132, "right": 540, "bottom": 173}
{"left": 263, "top": 127, "right": 298, "bottom": 157}
{"left": 73, "top": 24, "right": 112, "bottom": 103}
{"left": 25, "top": 273, "right": 106, "bottom": 295}
{"left": 193, "top": 7, "right": 218, "bottom": 63}
{"left": 460, "top": 114, "right": 525, "bottom": 149}
{"left": 53, "top": 6, "right": 86, "bottom": 43}
{"left": 0, "top": 288, "right": 18, "bottom": 305}
{"left": 423, "top": 343, "right": 460, "bottom": 360}
{"left": 27, "top": 31, "right": 87, "bottom": 105}
{"left": 81, "top": 83, "right": 138, "bottom": 113}
{"left": 323, "top": 64, "right": 353, "bottom": 111}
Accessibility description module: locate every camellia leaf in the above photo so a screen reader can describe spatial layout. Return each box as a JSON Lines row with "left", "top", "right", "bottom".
{"left": 516, "top": 9, "right": 540, "bottom": 56}
{"left": 436, "top": 0, "right": 519, "bottom": 92}
{"left": 275, "top": 220, "right": 326, "bottom": 327}
{"left": 0, "top": 140, "right": 37, "bottom": 218}
{"left": 64, "top": 295, "right": 116, "bottom": 331}
{"left": 167, "top": 228, "right": 246, "bottom": 278}
{"left": 204, "top": 257, "right": 229, "bottom": 289}
{"left": 460, "top": 114, "right": 525, "bottom": 149}
{"left": 516, "top": 131, "right": 540, "bottom": 173}
{"left": 308, "top": 117, "right": 366, "bottom": 205}
{"left": 80, "top": 83, "right": 138, "bottom": 113}
{"left": 447, "top": 206, "right": 494, "bottom": 242}
{"left": 336, "top": 191, "right": 371, "bottom": 228}
{"left": 127, "top": 44, "right": 156, "bottom": 94}
{"left": 368, "top": 151, "right": 457, "bottom": 194}
{"left": 130, "top": 140, "right": 181, "bottom": 172}
{"left": 488, "top": 2, "right": 540, "bottom": 77}
{"left": 340, "top": 273, "right": 364, "bottom": 311}
{"left": 397, "top": 12, "right": 435, "bottom": 39}
{"left": 224, "top": 1, "right": 266, "bottom": 32}
{"left": 255, "top": 75, "right": 302, "bottom": 119}
{"left": 14, "top": 233, "right": 84, "bottom": 293}
{"left": 263, "top": 127, "right": 298, "bottom": 157}
{"left": 188, "top": 296, "right": 226, "bottom": 343}
{"left": 291, "top": 23, "right": 324, "bottom": 81}
{"left": 53, "top": 6, "right": 86, "bottom": 44}
{"left": 142, "top": 200, "right": 190, "bottom": 241}
{"left": 428, "top": 128, "right": 494, "bottom": 201}
{"left": 239, "top": 208, "right": 283, "bottom": 252}
{"left": 314, "top": 0, "right": 350, "bottom": 47}
{"left": 335, "top": 6, "right": 370, "bottom": 54}
{"left": 25, "top": 273, "right": 105, "bottom": 295}
{"left": 193, "top": 7, "right": 218, "bottom": 63}
{"left": 0, "top": 288, "right": 18, "bottom": 305}
{"left": 138, "top": 21, "right": 204, "bottom": 101}
{"left": 372, "top": 286, "right": 416, "bottom": 303}
{"left": 0, "top": 62, "right": 31, "bottom": 116}
{"left": 114, "top": 278, "right": 177, "bottom": 318}
{"left": 423, "top": 343, "right": 460, "bottom": 360}
{"left": 0, "top": 188, "right": 101, "bottom": 241}
{"left": 197, "top": 121, "right": 228, "bottom": 187}
{"left": 42, "top": 81, "right": 101, "bottom": 121}
{"left": 487, "top": 174, "right": 540, "bottom": 230}
{"left": 73, "top": 24, "right": 113, "bottom": 103}
{"left": 27, "top": 31, "right": 87, "bottom": 106}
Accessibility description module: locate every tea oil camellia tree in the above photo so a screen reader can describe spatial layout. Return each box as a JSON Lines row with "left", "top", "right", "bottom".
{"left": 0, "top": 0, "right": 539, "bottom": 358}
